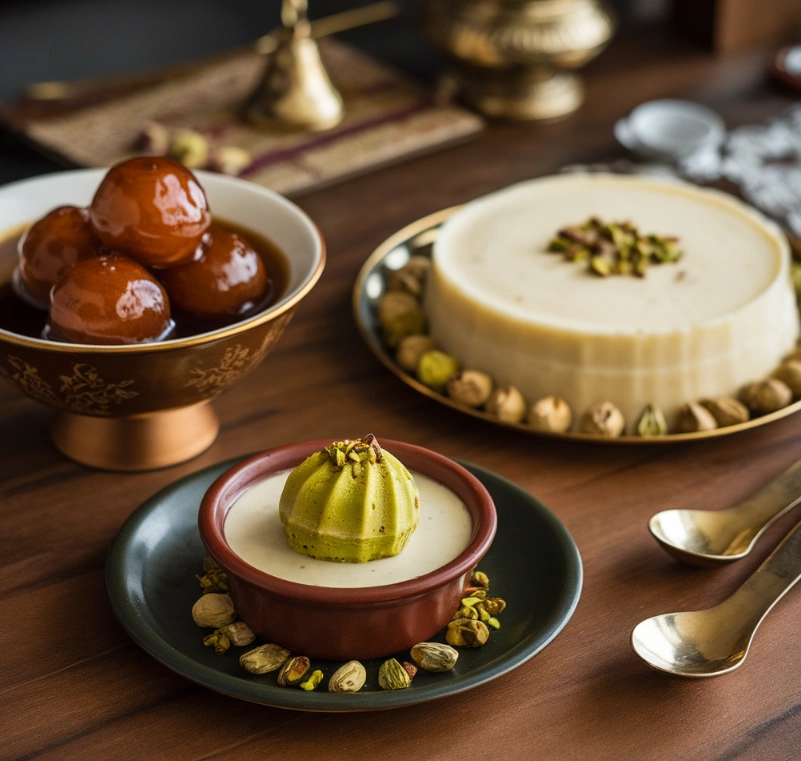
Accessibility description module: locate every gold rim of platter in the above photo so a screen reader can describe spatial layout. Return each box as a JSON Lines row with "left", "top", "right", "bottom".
{"left": 352, "top": 207, "right": 801, "bottom": 444}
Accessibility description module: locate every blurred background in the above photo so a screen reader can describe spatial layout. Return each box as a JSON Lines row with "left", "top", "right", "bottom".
{"left": 0, "top": 0, "right": 799, "bottom": 183}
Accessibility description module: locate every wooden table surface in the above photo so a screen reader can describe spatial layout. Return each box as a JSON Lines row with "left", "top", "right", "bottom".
{"left": 3, "top": 27, "right": 801, "bottom": 761}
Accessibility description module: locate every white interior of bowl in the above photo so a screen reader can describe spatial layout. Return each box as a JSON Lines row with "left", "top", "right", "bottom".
{"left": 0, "top": 168, "right": 323, "bottom": 345}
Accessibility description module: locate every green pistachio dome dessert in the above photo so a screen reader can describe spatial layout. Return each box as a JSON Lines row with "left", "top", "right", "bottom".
{"left": 279, "top": 435, "right": 420, "bottom": 563}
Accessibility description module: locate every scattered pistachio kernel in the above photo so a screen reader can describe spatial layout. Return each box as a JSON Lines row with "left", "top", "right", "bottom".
{"left": 192, "top": 594, "right": 236, "bottom": 628}
{"left": 239, "top": 644, "right": 290, "bottom": 674}
{"left": 134, "top": 121, "right": 170, "bottom": 155}
{"left": 447, "top": 370, "right": 494, "bottom": 408}
{"left": 453, "top": 606, "right": 478, "bottom": 620}
{"left": 676, "top": 403, "right": 718, "bottom": 433}
{"left": 378, "top": 291, "right": 426, "bottom": 348}
{"left": 485, "top": 385, "right": 527, "bottom": 424}
{"left": 410, "top": 642, "right": 459, "bottom": 673}
{"left": 527, "top": 396, "right": 572, "bottom": 433}
{"left": 772, "top": 360, "right": 801, "bottom": 396}
{"left": 203, "top": 630, "right": 231, "bottom": 655}
{"left": 396, "top": 335, "right": 437, "bottom": 373}
{"left": 635, "top": 404, "right": 668, "bottom": 437}
{"left": 740, "top": 378, "right": 793, "bottom": 413}
{"left": 417, "top": 350, "right": 460, "bottom": 390}
{"left": 699, "top": 397, "right": 749, "bottom": 427}
{"left": 207, "top": 145, "right": 252, "bottom": 176}
{"left": 378, "top": 658, "right": 412, "bottom": 690}
{"left": 299, "top": 669, "right": 324, "bottom": 691}
{"left": 168, "top": 128, "right": 209, "bottom": 169}
{"left": 487, "top": 617, "right": 501, "bottom": 630}
{"left": 460, "top": 596, "right": 483, "bottom": 608}
{"left": 446, "top": 618, "right": 490, "bottom": 648}
{"left": 277, "top": 655, "right": 311, "bottom": 687}
{"left": 328, "top": 660, "right": 367, "bottom": 693}
{"left": 578, "top": 402, "right": 625, "bottom": 437}
{"left": 482, "top": 597, "right": 506, "bottom": 615}
{"left": 402, "top": 662, "right": 418, "bottom": 681}
{"left": 196, "top": 567, "right": 228, "bottom": 594}
{"left": 202, "top": 554, "right": 221, "bottom": 573}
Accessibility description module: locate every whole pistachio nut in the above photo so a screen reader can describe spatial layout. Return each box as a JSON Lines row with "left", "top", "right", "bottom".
{"left": 239, "top": 644, "right": 290, "bottom": 675}
{"left": 277, "top": 656, "right": 311, "bottom": 687}
{"left": 378, "top": 291, "right": 426, "bottom": 349}
{"left": 635, "top": 404, "right": 668, "bottom": 437}
{"left": 219, "top": 621, "right": 256, "bottom": 647}
{"left": 395, "top": 335, "right": 437, "bottom": 374}
{"left": 675, "top": 403, "right": 718, "bottom": 433}
{"left": 417, "top": 350, "right": 460, "bottom": 390}
{"left": 168, "top": 128, "right": 209, "bottom": 169}
{"left": 328, "top": 660, "right": 367, "bottom": 693}
{"left": 387, "top": 268, "right": 423, "bottom": 298}
{"left": 447, "top": 370, "right": 494, "bottom": 408}
{"left": 192, "top": 593, "right": 235, "bottom": 628}
{"left": 410, "top": 642, "right": 459, "bottom": 673}
{"left": 471, "top": 571, "right": 489, "bottom": 590}
{"left": 378, "top": 658, "right": 411, "bottom": 690}
{"left": 739, "top": 379, "right": 793, "bottom": 413}
{"left": 402, "top": 255, "right": 431, "bottom": 283}
{"left": 527, "top": 396, "right": 572, "bottom": 433}
{"left": 578, "top": 402, "right": 625, "bottom": 437}
{"left": 446, "top": 618, "right": 490, "bottom": 648}
{"left": 772, "top": 360, "right": 801, "bottom": 396}
{"left": 699, "top": 397, "right": 749, "bottom": 427}
{"left": 299, "top": 669, "right": 324, "bottom": 691}
{"left": 485, "top": 385, "right": 527, "bottom": 424}
{"left": 784, "top": 348, "right": 801, "bottom": 363}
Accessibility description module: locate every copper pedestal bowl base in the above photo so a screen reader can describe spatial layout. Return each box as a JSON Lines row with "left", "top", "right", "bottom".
{"left": 51, "top": 402, "right": 219, "bottom": 471}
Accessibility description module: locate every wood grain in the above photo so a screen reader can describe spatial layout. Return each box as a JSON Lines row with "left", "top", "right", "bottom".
{"left": 3, "top": 28, "right": 801, "bottom": 761}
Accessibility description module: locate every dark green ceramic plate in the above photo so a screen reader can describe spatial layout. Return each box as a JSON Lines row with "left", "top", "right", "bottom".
{"left": 106, "top": 458, "right": 582, "bottom": 711}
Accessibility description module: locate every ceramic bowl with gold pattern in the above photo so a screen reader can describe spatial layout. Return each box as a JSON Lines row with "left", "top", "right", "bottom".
{"left": 0, "top": 169, "right": 325, "bottom": 470}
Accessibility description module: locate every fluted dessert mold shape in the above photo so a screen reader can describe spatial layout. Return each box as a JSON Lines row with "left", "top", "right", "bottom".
{"left": 279, "top": 434, "right": 420, "bottom": 563}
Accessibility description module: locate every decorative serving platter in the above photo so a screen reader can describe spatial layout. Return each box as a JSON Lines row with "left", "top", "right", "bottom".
{"left": 106, "top": 457, "right": 582, "bottom": 711}
{"left": 353, "top": 208, "right": 801, "bottom": 444}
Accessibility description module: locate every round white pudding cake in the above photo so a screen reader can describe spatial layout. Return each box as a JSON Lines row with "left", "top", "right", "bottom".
{"left": 425, "top": 174, "right": 800, "bottom": 429}
{"left": 224, "top": 469, "right": 473, "bottom": 587}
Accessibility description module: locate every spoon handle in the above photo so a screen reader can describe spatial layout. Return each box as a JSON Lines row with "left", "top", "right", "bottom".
{"left": 727, "top": 517, "right": 801, "bottom": 628}
{"left": 734, "top": 458, "right": 801, "bottom": 527}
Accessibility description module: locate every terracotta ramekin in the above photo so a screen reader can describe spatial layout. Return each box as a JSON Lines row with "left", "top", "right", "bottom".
{"left": 199, "top": 439, "right": 497, "bottom": 660}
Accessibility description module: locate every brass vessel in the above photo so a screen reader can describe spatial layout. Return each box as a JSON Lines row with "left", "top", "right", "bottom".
{"left": 422, "top": 0, "right": 616, "bottom": 120}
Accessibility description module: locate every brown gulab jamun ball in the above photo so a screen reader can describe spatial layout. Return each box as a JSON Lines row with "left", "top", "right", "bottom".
{"left": 46, "top": 254, "right": 174, "bottom": 345}
{"left": 15, "top": 205, "right": 102, "bottom": 308}
{"left": 158, "top": 226, "right": 270, "bottom": 320}
{"left": 89, "top": 156, "right": 211, "bottom": 267}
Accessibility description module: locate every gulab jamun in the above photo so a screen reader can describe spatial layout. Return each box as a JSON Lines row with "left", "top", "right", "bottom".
{"left": 88, "top": 156, "right": 211, "bottom": 268}
{"left": 15, "top": 206, "right": 102, "bottom": 308}
{"left": 158, "top": 226, "right": 269, "bottom": 320}
{"left": 46, "top": 254, "right": 174, "bottom": 345}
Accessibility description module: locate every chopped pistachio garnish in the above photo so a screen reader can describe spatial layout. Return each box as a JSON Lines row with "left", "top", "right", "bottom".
{"left": 547, "top": 217, "right": 683, "bottom": 278}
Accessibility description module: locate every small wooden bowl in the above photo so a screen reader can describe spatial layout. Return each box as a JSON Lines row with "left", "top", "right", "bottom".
{"left": 0, "top": 169, "right": 325, "bottom": 470}
{"left": 198, "top": 439, "right": 498, "bottom": 661}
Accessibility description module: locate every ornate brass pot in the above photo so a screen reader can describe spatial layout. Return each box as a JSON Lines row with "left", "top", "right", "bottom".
{"left": 422, "top": 0, "right": 616, "bottom": 120}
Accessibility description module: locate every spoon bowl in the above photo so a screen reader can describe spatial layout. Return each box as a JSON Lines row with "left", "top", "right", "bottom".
{"left": 649, "top": 459, "right": 801, "bottom": 566}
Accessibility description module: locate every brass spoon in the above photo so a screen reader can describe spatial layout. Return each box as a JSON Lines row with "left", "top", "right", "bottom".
{"left": 631, "top": 517, "right": 801, "bottom": 677}
{"left": 649, "top": 458, "right": 801, "bottom": 567}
